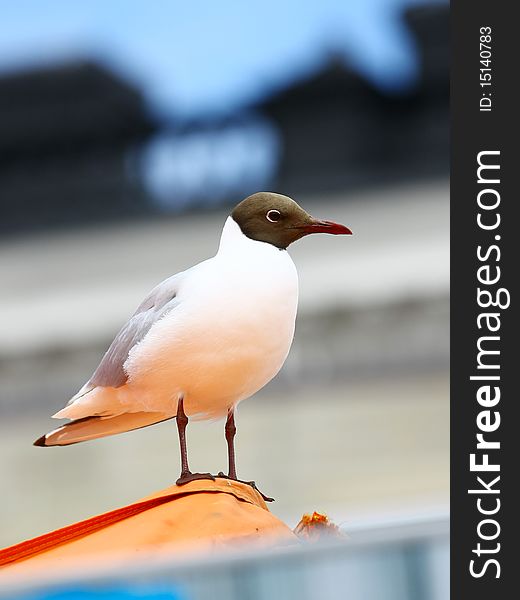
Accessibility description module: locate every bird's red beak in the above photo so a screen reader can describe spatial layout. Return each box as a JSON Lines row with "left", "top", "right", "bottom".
{"left": 301, "top": 219, "right": 353, "bottom": 236}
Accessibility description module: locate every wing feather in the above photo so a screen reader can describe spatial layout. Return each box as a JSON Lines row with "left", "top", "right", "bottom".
{"left": 87, "top": 273, "right": 183, "bottom": 389}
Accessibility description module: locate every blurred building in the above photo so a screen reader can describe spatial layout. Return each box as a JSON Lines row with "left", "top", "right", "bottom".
{"left": 256, "top": 5, "right": 448, "bottom": 195}
{"left": 0, "top": 61, "right": 157, "bottom": 235}
{"left": 0, "top": 4, "right": 448, "bottom": 231}
{"left": 158, "top": 3, "right": 449, "bottom": 204}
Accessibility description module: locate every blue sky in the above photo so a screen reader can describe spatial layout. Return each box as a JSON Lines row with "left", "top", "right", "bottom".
{"left": 0, "top": 0, "right": 444, "bottom": 118}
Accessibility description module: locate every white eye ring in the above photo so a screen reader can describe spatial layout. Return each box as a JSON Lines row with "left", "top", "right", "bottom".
{"left": 266, "top": 209, "right": 281, "bottom": 223}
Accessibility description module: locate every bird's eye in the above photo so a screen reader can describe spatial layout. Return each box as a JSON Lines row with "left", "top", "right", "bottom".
{"left": 266, "top": 209, "right": 281, "bottom": 223}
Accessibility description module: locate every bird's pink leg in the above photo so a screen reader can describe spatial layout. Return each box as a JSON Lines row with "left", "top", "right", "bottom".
{"left": 175, "top": 396, "right": 214, "bottom": 485}
{"left": 216, "top": 408, "right": 274, "bottom": 502}
{"left": 225, "top": 408, "right": 237, "bottom": 480}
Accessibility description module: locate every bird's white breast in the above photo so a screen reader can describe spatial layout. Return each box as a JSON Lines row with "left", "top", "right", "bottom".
{"left": 123, "top": 218, "right": 298, "bottom": 419}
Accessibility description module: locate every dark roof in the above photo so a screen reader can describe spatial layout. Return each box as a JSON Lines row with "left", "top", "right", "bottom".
{"left": 258, "top": 55, "right": 382, "bottom": 117}
{"left": 0, "top": 61, "right": 157, "bottom": 159}
{"left": 254, "top": 3, "right": 449, "bottom": 115}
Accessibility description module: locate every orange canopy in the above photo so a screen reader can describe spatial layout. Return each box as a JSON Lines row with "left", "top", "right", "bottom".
{"left": 0, "top": 479, "right": 297, "bottom": 577}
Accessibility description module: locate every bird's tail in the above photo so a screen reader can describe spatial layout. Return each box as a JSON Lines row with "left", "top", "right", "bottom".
{"left": 34, "top": 411, "right": 174, "bottom": 447}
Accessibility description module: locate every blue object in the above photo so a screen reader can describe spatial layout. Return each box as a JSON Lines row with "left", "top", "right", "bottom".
{"left": 19, "top": 583, "right": 184, "bottom": 600}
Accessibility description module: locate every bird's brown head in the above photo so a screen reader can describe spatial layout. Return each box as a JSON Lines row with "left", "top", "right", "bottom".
{"left": 231, "top": 192, "right": 352, "bottom": 250}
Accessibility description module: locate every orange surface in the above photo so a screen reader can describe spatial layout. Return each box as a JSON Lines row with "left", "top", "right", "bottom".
{"left": 0, "top": 479, "right": 296, "bottom": 576}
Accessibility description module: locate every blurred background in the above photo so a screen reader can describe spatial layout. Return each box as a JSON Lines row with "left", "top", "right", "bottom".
{"left": 0, "top": 0, "right": 448, "bottom": 597}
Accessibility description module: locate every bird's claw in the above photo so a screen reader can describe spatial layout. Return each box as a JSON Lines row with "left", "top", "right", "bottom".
{"left": 216, "top": 472, "right": 274, "bottom": 502}
{"left": 176, "top": 471, "right": 216, "bottom": 486}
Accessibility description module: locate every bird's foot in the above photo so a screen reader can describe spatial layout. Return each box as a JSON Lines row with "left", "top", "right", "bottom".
{"left": 216, "top": 472, "right": 274, "bottom": 502}
{"left": 176, "top": 471, "right": 216, "bottom": 486}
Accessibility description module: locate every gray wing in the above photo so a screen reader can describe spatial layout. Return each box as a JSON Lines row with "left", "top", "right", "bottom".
{"left": 87, "top": 273, "right": 183, "bottom": 389}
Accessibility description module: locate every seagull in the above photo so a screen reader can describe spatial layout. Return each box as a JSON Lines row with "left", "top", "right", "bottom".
{"left": 34, "top": 193, "right": 352, "bottom": 494}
